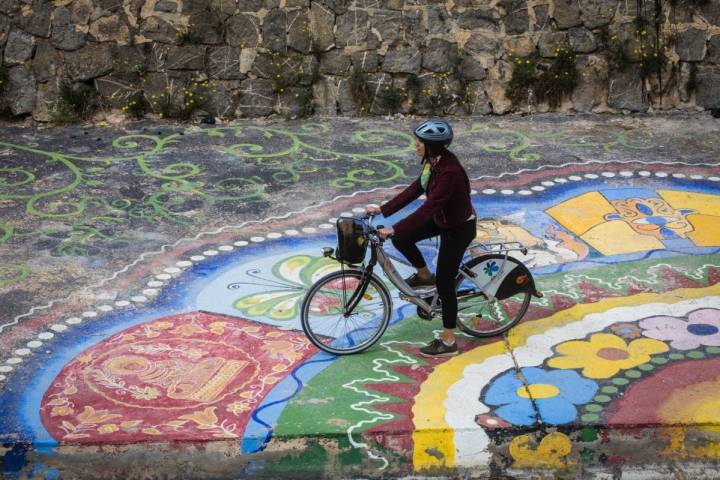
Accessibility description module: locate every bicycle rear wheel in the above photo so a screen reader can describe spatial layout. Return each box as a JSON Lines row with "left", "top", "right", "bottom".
{"left": 301, "top": 270, "right": 392, "bottom": 355}
{"left": 455, "top": 257, "right": 531, "bottom": 338}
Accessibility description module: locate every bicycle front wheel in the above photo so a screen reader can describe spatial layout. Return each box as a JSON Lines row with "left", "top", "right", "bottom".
{"left": 455, "top": 258, "right": 531, "bottom": 338}
{"left": 301, "top": 270, "right": 392, "bottom": 355}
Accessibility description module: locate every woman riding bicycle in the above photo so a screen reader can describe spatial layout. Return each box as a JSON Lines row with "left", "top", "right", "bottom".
{"left": 366, "top": 119, "right": 476, "bottom": 357}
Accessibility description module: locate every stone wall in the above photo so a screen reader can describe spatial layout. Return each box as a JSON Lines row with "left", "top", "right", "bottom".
{"left": 0, "top": 0, "right": 719, "bottom": 121}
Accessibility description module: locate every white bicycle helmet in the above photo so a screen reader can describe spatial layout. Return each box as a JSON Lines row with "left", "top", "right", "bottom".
{"left": 414, "top": 119, "right": 453, "bottom": 145}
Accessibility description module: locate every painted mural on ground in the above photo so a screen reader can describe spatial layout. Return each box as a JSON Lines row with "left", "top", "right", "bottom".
{"left": 1, "top": 165, "right": 720, "bottom": 476}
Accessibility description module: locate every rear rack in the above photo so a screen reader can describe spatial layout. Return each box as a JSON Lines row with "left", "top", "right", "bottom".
{"left": 469, "top": 241, "right": 528, "bottom": 256}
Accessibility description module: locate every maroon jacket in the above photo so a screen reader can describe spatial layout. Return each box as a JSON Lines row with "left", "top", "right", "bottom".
{"left": 381, "top": 151, "right": 474, "bottom": 239}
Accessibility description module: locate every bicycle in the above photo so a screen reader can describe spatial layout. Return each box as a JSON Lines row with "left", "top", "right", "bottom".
{"left": 300, "top": 214, "right": 543, "bottom": 355}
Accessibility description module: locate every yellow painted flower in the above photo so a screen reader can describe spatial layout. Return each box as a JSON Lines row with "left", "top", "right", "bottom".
{"left": 509, "top": 432, "right": 573, "bottom": 469}
{"left": 548, "top": 333, "right": 668, "bottom": 379}
{"left": 97, "top": 423, "right": 119, "bottom": 434}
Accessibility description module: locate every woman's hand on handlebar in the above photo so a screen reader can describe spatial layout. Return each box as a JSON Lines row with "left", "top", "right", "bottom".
{"left": 365, "top": 205, "right": 382, "bottom": 216}
{"left": 377, "top": 227, "right": 394, "bottom": 240}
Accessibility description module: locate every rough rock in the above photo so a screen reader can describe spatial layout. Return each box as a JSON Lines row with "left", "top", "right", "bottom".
{"left": 188, "top": 10, "right": 224, "bottom": 45}
{"left": 533, "top": 4, "right": 549, "bottom": 31}
{"left": 140, "top": 17, "right": 178, "bottom": 44}
{"left": 238, "top": 0, "right": 264, "bottom": 11}
{"left": 568, "top": 27, "right": 597, "bottom": 53}
{"left": 322, "top": 0, "right": 351, "bottom": 15}
{"left": 0, "top": 13, "right": 8, "bottom": 47}
{"left": 335, "top": 9, "right": 369, "bottom": 48}
{"left": 204, "top": 79, "right": 241, "bottom": 117}
{"left": 371, "top": 9, "right": 402, "bottom": 46}
{"left": 17, "top": 0, "right": 52, "bottom": 37}
{"left": 458, "top": 52, "right": 487, "bottom": 80}
{"left": 538, "top": 31, "right": 568, "bottom": 57}
{"left": 64, "top": 43, "right": 114, "bottom": 81}
{"left": 320, "top": 48, "right": 351, "bottom": 74}
{"left": 277, "top": 86, "right": 312, "bottom": 117}
{"left": 457, "top": 8, "right": 499, "bottom": 30}
{"left": 709, "top": 35, "right": 720, "bottom": 64}
{"left": 4, "top": 29, "right": 34, "bottom": 64}
{"left": 166, "top": 45, "right": 206, "bottom": 70}
{"left": 464, "top": 31, "right": 500, "bottom": 54}
{"left": 112, "top": 45, "right": 148, "bottom": 74}
{"left": 678, "top": 62, "right": 693, "bottom": 103}
{"left": 382, "top": 48, "right": 421, "bottom": 73}
{"left": 51, "top": 6, "right": 86, "bottom": 51}
{"left": 608, "top": 68, "right": 646, "bottom": 111}
{"left": 312, "top": 75, "right": 339, "bottom": 115}
{"left": 89, "top": 15, "right": 131, "bottom": 44}
{"left": 236, "top": 78, "right": 275, "bottom": 116}
{"left": 579, "top": 0, "right": 617, "bottom": 29}
{"left": 225, "top": 13, "right": 260, "bottom": 48}
{"left": 32, "top": 80, "right": 58, "bottom": 122}
{"left": 6, "top": 65, "right": 36, "bottom": 115}
{"left": 422, "top": 38, "right": 458, "bottom": 73}
{"left": 553, "top": 0, "right": 582, "bottom": 29}
{"left": 208, "top": 46, "right": 242, "bottom": 79}
{"left": 699, "top": 1, "right": 720, "bottom": 26}
{"left": 309, "top": 1, "right": 334, "bottom": 51}
{"left": 427, "top": 5, "right": 451, "bottom": 35}
{"left": 486, "top": 60, "right": 512, "bottom": 113}
{"left": 499, "top": 0, "right": 528, "bottom": 35}
{"left": 31, "top": 41, "right": 63, "bottom": 82}
{"left": 154, "top": 0, "right": 177, "bottom": 13}
{"left": 287, "top": 9, "right": 311, "bottom": 53}
{"left": 70, "top": 0, "right": 93, "bottom": 24}
{"left": 465, "top": 80, "right": 492, "bottom": 114}
{"left": 503, "top": 35, "right": 535, "bottom": 57}
{"left": 696, "top": 65, "right": 720, "bottom": 109}
{"left": 402, "top": 8, "right": 424, "bottom": 45}
{"left": 94, "top": 72, "right": 140, "bottom": 104}
{"left": 676, "top": 27, "right": 707, "bottom": 62}
{"left": 263, "top": 8, "right": 287, "bottom": 51}
{"left": 211, "top": 0, "right": 238, "bottom": 18}
{"left": 351, "top": 50, "right": 378, "bottom": 72}
{"left": 571, "top": 54, "right": 607, "bottom": 111}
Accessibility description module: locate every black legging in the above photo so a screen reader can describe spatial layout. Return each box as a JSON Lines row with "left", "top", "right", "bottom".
{"left": 391, "top": 219, "right": 476, "bottom": 329}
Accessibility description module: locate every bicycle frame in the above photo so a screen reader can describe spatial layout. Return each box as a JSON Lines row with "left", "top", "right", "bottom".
{"left": 335, "top": 215, "right": 537, "bottom": 319}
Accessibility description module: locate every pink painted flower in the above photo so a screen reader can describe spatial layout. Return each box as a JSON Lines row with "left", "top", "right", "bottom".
{"left": 639, "top": 309, "right": 720, "bottom": 350}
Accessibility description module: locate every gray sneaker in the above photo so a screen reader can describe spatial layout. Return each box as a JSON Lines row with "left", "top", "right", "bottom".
{"left": 419, "top": 339, "right": 459, "bottom": 357}
{"left": 405, "top": 273, "right": 436, "bottom": 289}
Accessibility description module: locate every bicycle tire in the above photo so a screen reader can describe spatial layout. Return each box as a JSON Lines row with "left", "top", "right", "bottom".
{"left": 455, "top": 256, "right": 532, "bottom": 338}
{"left": 301, "top": 269, "right": 392, "bottom": 355}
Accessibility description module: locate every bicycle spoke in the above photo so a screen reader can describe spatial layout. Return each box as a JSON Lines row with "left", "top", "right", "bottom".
{"left": 302, "top": 271, "right": 391, "bottom": 355}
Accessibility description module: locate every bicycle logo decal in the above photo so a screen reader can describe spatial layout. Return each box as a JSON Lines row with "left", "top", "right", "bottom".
{"left": 484, "top": 261, "right": 500, "bottom": 277}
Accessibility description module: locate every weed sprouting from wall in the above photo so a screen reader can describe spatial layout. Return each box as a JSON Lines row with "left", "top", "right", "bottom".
{"left": 53, "top": 81, "right": 100, "bottom": 123}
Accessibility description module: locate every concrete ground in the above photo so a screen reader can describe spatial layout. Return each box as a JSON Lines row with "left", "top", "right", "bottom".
{"left": 0, "top": 113, "right": 719, "bottom": 479}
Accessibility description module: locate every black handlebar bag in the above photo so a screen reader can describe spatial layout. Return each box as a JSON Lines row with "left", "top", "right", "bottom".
{"left": 335, "top": 217, "right": 368, "bottom": 265}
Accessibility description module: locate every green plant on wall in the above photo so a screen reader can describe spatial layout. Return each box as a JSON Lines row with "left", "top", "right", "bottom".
{"left": 257, "top": 47, "right": 316, "bottom": 118}
{"left": 419, "top": 71, "right": 456, "bottom": 115}
{"left": 375, "top": 82, "right": 407, "bottom": 115}
{"left": 177, "top": 22, "right": 203, "bottom": 45}
{"left": 149, "top": 78, "right": 214, "bottom": 120}
{"left": 506, "top": 46, "right": 578, "bottom": 109}
{"left": 348, "top": 67, "right": 374, "bottom": 114}
{"left": 53, "top": 81, "right": 100, "bottom": 123}
{"left": 121, "top": 90, "right": 151, "bottom": 119}
{"left": 536, "top": 45, "right": 579, "bottom": 108}
{"left": 607, "top": 24, "right": 667, "bottom": 80}
{"left": 506, "top": 53, "right": 538, "bottom": 107}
